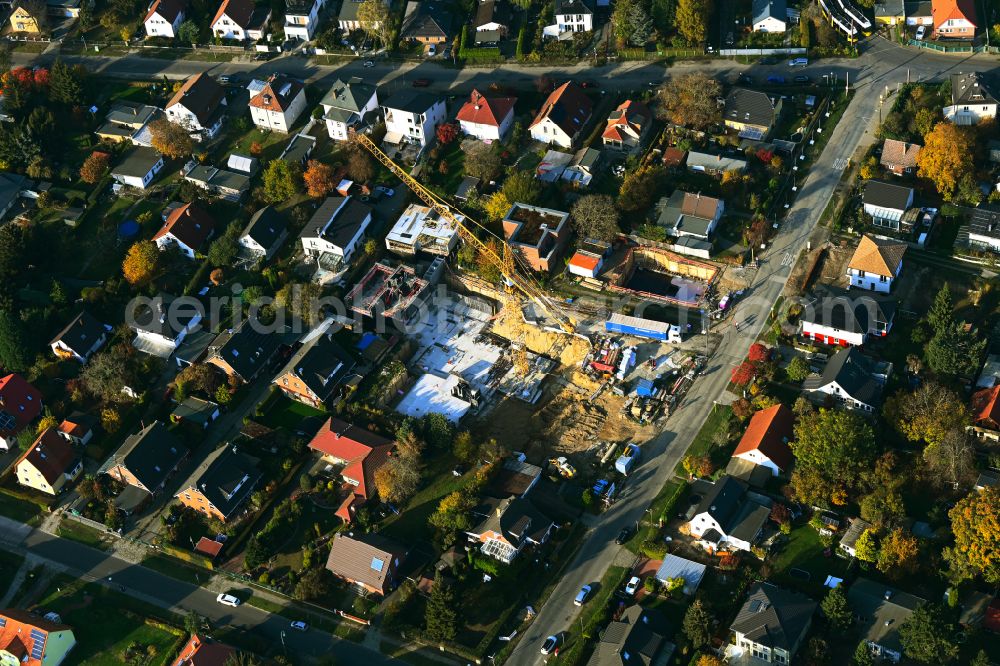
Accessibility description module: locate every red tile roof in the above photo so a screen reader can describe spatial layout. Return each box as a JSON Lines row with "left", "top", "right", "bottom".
{"left": 57, "top": 418, "right": 91, "bottom": 439}
{"left": 601, "top": 99, "right": 651, "bottom": 142}
{"left": 153, "top": 202, "right": 214, "bottom": 251}
{"left": 931, "top": 0, "right": 977, "bottom": 28}
{"left": 145, "top": 0, "right": 185, "bottom": 24}
{"left": 529, "top": 81, "right": 593, "bottom": 138}
{"left": 971, "top": 386, "right": 1000, "bottom": 427}
{"left": 194, "top": 537, "right": 225, "bottom": 557}
{"left": 0, "top": 373, "right": 42, "bottom": 440}
{"left": 0, "top": 609, "right": 73, "bottom": 666}
{"left": 211, "top": 0, "right": 254, "bottom": 29}
{"left": 455, "top": 89, "right": 516, "bottom": 128}
{"left": 309, "top": 418, "right": 394, "bottom": 505}
{"left": 732, "top": 403, "right": 795, "bottom": 471}
{"left": 569, "top": 251, "right": 600, "bottom": 271}
{"left": 249, "top": 75, "right": 304, "bottom": 113}
{"left": 173, "top": 634, "right": 236, "bottom": 666}
{"left": 15, "top": 428, "right": 77, "bottom": 485}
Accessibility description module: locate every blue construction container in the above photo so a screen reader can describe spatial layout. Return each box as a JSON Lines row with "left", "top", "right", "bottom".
{"left": 605, "top": 313, "right": 681, "bottom": 343}
{"left": 635, "top": 378, "right": 655, "bottom": 397}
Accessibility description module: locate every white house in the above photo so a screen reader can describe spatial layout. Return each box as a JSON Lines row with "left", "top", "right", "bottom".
{"left": 686, "top": 475, "right": 771, "bottom": 553}
{"left": 862, "top": 180, "right": 914, "bottom": 230}
{"left": 284, "top": 0, "right": 322, "bottom": 40}
{"left": 838, "top": 518, "right": 873, "bottom": 558}
{"left": 550, "top": 0, "right": 593, "bottom": 35}
{"left": 846, "top": 234, "right": 906, "bottom": 293}
{"left": 654, "top": 191, "right": 725, "bottom": 241}
{"left": 529, "top": 81, "right": 593, "bottom": 149}
{"left": 729, "top": 403, "right": 794, "bottom": 477}
{"left": 967, "top": 203, "right": 1000, "bottom": 252}
{"left": 249, "top": 75, "right": 307, "bottom": 133}
{"left": 165, "top": 72, "right": 228, "bottom": 140}
{"left": 381, "top": 90, "right": 447, "bottom": 148}
{"left": 752, "top": 0, "right": 786, "bottom": 31}
{"left": 239, "top": 206, "right": 288, "bottom": 262}
{"left": 931, "top": 0, "right": 976, "bottom": 38}
{"left": 111, "top": 147, "right": 165, "bottom": 190}
{"left": 321, "top": 78, "right": 379, "bottom": 142}
{"left": 130, "top": 294, "right": 204, "bottom": 358}
{"left": 943, "top": 72, "right": 997, "bottom": 125}
{"left": 731, "top": 584, "right": 816, "bottom": 666}
{"left": 211, "top": 0, "right": 270, "bottom": 40}
{"left": 802, "top": 347, "right": 889, "bottom": 413}
{"left": 385, "top": 203, "right": 461, "bottom": 257}
{"left": 49, "top": 311, "right": 108, "bottom": 363}
{"left": 152, "top": 202, "right": 215, "bottom": 259}
{"left": 299, "top": 196, "right": 373, "bottom": 273}
{"left": 456, "top": 89, "right": 516, "bottom": 142}
{"left": 799, "top": 288, "right": 895, "bottom": 347}
{"left": 144, "top": 0, "right": 185, "bottom": 38}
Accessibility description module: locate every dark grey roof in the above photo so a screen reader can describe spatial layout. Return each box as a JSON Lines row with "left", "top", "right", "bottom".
{"left": 554, "top": 0, "right": 592, "bottom": 14}
{"left": 382, "top": 89, "right": 441, "bottom": 115}
{"left": 587, "top": 605, "right": 674, "bottom": 666}
{"left": 724, "top": 88, "right": 779, "bottom": 129}
{"left": 50, "top": 310, "right": 106, "bottom": 355}
{"left": 300, "top": 196, "right": 373, "bottom": 249}
{"left": 802, "top": 347, "right": 885, "bottom": 406}
{"left": 847, "top": 578, "right": 925, "bottom": 654}
{"left": 473, "top": 0, "right": 509, "bottom": 27}
{"left": 338, "top": 0, "right": 362, "bottom": 21}
{"left": 171, "top": 397, "right": 219, "bottom": 426}
{"left": 0, "top": 172, "right": 26, "bottom": 211}
{"left": 863, "top": 180, "right": 913, "bottom": 211}
{"left": 470, "top": 496, "right": 553, "bottom": 548}
{"left": 277, "top": 333, "right": 356, "bottom": 403}
{"left": 113, "top": 147, "right": 162, "bottom": 178}
{"left": 752, "top": 0, "right": 786, "bottom": 23}
{"left": 185, "top": 165, "right": 250, "bottom": 193}
{"left": 184, "top": 445, "right": 261, "bottom": 520}
{"left": 799, "top": 287, "right": 896, "bottom": 335}
{"left": 874, "top": 0, "right": 904, "bottom": 15}
{"left": 573, "top": 147, "right": 602, "bottom": 169}
{"left": 976, "top": 469, "right": 999, "bottom": 489}
{"left": 130, "top": 293, "right": 200, "bottom": 340}
{"left": 207, "top": 318, "right": 282, "bottom": 383}
{"left": 321, "top": 78, "right": 377, "bottom": 114}
{"left": 455, "top": 176, "right": 481, "bottom": 200}
{"left": 951, "top": 73, "right": 997, "bottom": 107}
{"left": 241, "top": 206, "right": 287, "bottom": 255}
{"left": 401, "top": 0, "right": 453, "bottom": 39}
{"left": 731, "top": 583, "right": 817, "bottom": 653}
{"left": 840, "top": 517, "right": 872, "bottom": 551}
{"left": 279, "top": 133, "right": 316, "bottom": 164}
{"left": 102, "top": 421, "right": 185, "bottom": 492}
{"left": 904, "top": 0, "right": 931, "bottom": 16}
{"left": 966, "top": 203, "right": 1000, "bottom": 241}
{"left": 690, "top": 475, "right": 770, "bottom": 543}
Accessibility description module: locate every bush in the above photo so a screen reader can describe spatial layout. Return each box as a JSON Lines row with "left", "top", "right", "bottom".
{"left": 639, "top": 539, "right": 668, "bottom": 559}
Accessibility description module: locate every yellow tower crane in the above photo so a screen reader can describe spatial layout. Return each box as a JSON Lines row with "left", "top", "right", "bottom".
{"left": 354, "top": 135, "right": 577, "bottom": 340}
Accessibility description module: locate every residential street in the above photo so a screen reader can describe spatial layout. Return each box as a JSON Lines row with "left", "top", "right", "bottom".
{"left": 503, "top": 37, "right": 993, "bottom": 666}
{"left": 5, "top": 34, "right": 997, "bottom": 666}
{"left": 0, "top": 515, "right": 398, "bottom": 664}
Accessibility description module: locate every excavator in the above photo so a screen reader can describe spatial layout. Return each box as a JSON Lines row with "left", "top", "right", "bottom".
{"left": 355, "top": 134, "right": 580, "bottom": 376}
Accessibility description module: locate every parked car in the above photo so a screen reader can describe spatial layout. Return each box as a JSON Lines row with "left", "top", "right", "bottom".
{"left": 290, "top": 621, "right": 308, "bottom": 631}
{"left": 540, "top": 635, "right": 561, "bottom": 655}
{"left": 363, "top": 59, "right": 375, "bottom": 67}
{"left": 615, "top": 527, "right": 633, "bottom": 545}
{"left": 219, "top": 75, "right": 231, "bottom": 84}
{"left": 216, "top": 594, "right": 241, "bottom": 607}
{"left": 624, "top": 576, "right": 641, "bottom": 596}
{"left": 426, "top": 45, "right": 437, "bottom": 57}
{"left": 374, "top": 185, "right": 395, "bottom": 197}
{"left": 574, "top": 585, "right": 593, "bottom": 606}
{"left": 767, "top": 75, "right": 786, "bottom": 84}
{"left": 788, "top": 57, "right": 808, "bottom": 67}
{"left": 794, "top": 75, "right": 810, "bottom": 83}
{"left": 915, "top": 25, "right": 927, "bottom": 40}
{"left": 412, "top": 78, "right": 431, "bottom": 87}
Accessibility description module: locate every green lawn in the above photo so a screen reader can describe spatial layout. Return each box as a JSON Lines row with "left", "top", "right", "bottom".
{"left": 0, "top": 490, "right": 45, "bottom": 525}
{"left": 36, "top": 576, "right": 185, "bottom": 666}
{"left": 258, "top": 395, "right": 328, "bottom": 430}
{"left": 771, "top": 526, "right": 851, "bottom": 596}
{"left": 0, "top": 549, "right": 25, "bottom": 601}
{"left": 381, "top": 455, "right": 469, "bottom": 544}
{"left": 56, "top": 519, "right": 112, "bottom": 551}
{"left": 673, "top": 403, "right": 735, "bottom": 476}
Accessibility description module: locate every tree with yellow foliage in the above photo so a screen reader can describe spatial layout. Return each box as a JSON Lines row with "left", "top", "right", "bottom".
{"left": 947, "top": 486, "right": 1000, "bottom": 583}
{"left": 917, "top": 122, "right": 974, "bottom": 201}
{"left": 877, "top": 527, "right": 919, "bottom": 579}
{"left": 122, "top": 240, "right": 160, "bottom": 286}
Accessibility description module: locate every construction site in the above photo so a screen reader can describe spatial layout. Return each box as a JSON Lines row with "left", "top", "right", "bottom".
{"left": 604, "top": 246, "right": 718, "bottom": 307}
{"left": 345, "top": 260, "right": 439, "bottom": 324}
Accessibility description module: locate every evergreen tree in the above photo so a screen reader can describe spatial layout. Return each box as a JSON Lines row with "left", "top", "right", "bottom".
{"left": 48, "top": 59, "right": 84, "bottom": 106}
{"left": 0, "top": 311, "right": 31, "bottom": 372}
{"left": 820, "top": 585, "right": 852, "bottom": 631}
{"left": 926, "top": 283, "right": 954, "bottom": 336}
{"left": 425, "top": 577, "right": 458, "bottom": 643}
{"left": 852, "top": 640, "right": 875, "bottom": 666}
{"left": 682, "top": 599, "right": 714, "bottom": 649}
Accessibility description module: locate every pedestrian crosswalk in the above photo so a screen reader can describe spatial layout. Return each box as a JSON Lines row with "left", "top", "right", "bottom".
{"left": 832, "top": 158, "right": 849, "bottom": 170}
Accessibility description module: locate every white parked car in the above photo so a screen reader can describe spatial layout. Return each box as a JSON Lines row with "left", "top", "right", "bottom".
{"left": 290, "top": 621, "right": 308, "bottom": 631}
{"left": 915, "top": 25, "right": 927, "bottom": 40}
{"left": 624, "top": 576, "right": 641, "bottom": 596}
{"left": 216, "top": 593, "right": 241, "bottom": 607}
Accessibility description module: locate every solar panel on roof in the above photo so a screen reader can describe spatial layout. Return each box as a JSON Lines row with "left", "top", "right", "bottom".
{"left": 739, "top": 127, "right": 765, "bottom": 141}
{"left": 30, "top": 628, "right": 45, "bottom": 659}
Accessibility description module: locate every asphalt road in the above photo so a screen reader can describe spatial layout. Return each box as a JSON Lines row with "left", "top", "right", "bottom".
{"left": 503, "top": 37, "right": 998, "bottom": 666}
{"left": 0, "top": 516, "right": 396, "bottom": 664}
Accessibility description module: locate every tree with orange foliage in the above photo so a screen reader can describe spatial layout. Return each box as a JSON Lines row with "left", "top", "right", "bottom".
{"left": 436, "top": 122, "right": 458, "bottom": 145}
{"left": 916, "top": 122, "right": 974, "bottom": 201}
{"left": 80, "top": 151, "right": 110, "bottom": 184}
{"left": 877, "top": 527, "right": 919, "bottom": 579}
{"left": 695, "top": 656, "right": 722, "bottom": 666}
{"left": 122, "top": 240, "right": 160, "bottom": 286}
{"left": 303, "top": 160, "right": 335, "bottom": 198}
{"left": 209, "top": 268, "right": 224, "bottom": 285}
{"left": 947, "top": 486, "right": 1000, "bottom": 583}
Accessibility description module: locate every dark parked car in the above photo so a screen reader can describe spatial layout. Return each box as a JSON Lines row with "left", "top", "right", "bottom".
{"left": 615, "top": 527, "right": 633, "bottom": 545}
{"left": 794, "top": 75, "right": 811, "bottom": 83}
{"left": 767, "top": 75, "right": 786, "bottom": 84}
{"left": 411, "top": 78, "right": 431, "bottom": 87}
